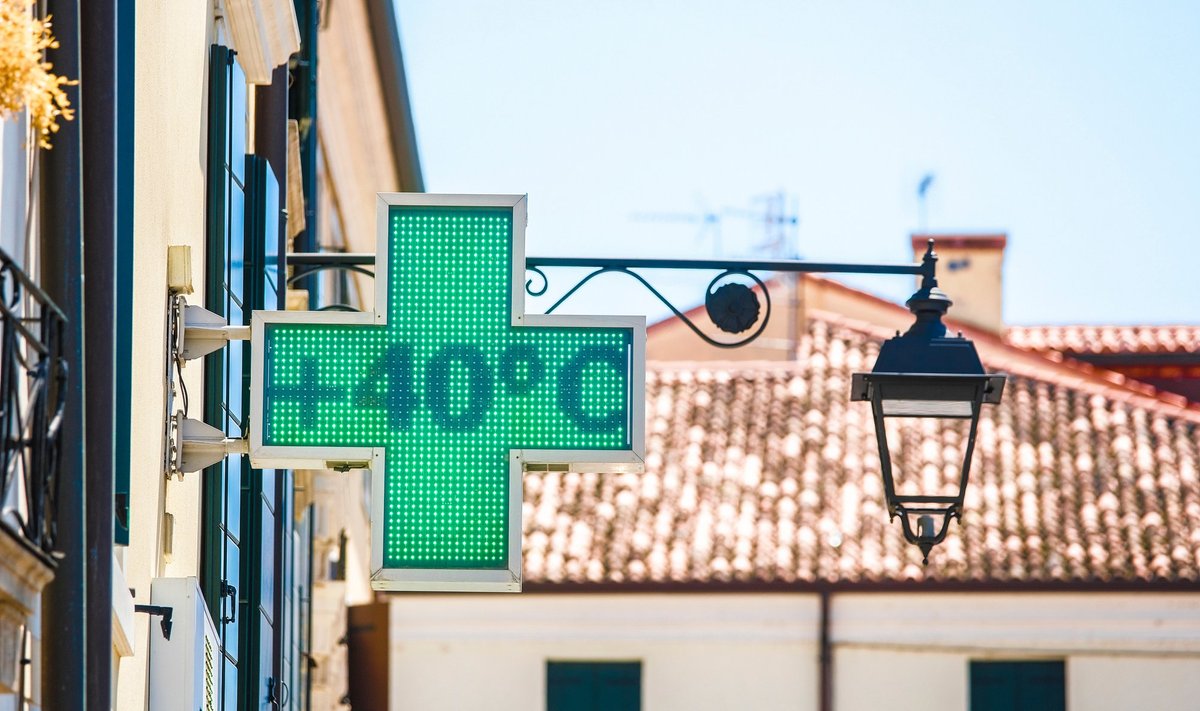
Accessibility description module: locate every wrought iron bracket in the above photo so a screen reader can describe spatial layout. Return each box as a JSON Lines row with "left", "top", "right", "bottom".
{"left": 525, "top": 249, "right": 934, "bottom": 348}
{"left": 286, "top": 244, "right": 939, "bottom": 349}
{"left": 135, "top": 604, "right": 173, "bottom": 640}
{"left": 525, "top": 264, "right": 774, "bottom": 348}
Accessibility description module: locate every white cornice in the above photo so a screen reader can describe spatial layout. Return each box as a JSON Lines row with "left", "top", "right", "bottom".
{"left": 224, "top": 0, "right": 300, "bottom": 84}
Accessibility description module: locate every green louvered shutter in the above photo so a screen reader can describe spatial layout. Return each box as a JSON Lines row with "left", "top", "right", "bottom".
{"left": 970, "top": 660, "right": 1065, "bottom": 711}
{"left": 547, "top": 661, "right": 641, "bottom": 711}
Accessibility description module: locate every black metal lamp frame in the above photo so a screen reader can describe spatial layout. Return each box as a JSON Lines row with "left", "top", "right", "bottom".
{"left": 853, "top": 373, "right": 996, "bottom": 563}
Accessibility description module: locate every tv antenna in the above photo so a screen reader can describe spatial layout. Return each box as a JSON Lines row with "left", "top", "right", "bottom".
{"left": 631, "top": 191, "right": 804, "bottom": 358}
{"left": 630, "top": 191, "right": 800, "bottom": 259}
{"left": 917, "top": 173, "right": 935, "bottom": 231}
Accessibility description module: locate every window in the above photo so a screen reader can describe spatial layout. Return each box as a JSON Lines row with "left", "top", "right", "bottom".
{"left": 240, "top": 153, "right": 285, "bottom": 709}
{"left": 547, "top": 661, "right": 641, "bottom": 711}
{"left": 970, "top": 660, "right": 1065, "bottom": 711}
{"left": 202, "top": 44, "right": 250, "bottom": 711}
{"left": 203, "top": 45, "right": 290, "bottom": 710}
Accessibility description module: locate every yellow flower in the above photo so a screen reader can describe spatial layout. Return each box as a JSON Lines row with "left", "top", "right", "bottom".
{"left": 0, "top": 0, "right": 76, "bottom": 149}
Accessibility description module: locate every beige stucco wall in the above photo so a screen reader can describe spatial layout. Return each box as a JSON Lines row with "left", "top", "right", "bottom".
{"left": 117, "top": 1, "right": 216, "bottom": 709}
{"left": 911, "top": 242, "right": 1005, "bottom": 335}
{"left": 836, "top": 647, "right": 967, "bottom": 710}
{"left": 1069, "top": 656, "right": 1200, "bottom": 711}
{"left": 388, "top": 592, "right": 1200, "bottom": 711}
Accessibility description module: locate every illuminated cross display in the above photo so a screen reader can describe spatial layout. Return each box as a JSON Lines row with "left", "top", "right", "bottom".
{"left": 250, "top": 194, "right": 645, "bottom": 592}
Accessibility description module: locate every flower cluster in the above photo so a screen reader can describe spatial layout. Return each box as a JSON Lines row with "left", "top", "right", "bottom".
{"left": 0, "top": 0, "right": 75, "bottom": 149}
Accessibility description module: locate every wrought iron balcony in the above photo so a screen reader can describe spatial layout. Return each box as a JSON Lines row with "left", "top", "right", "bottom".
{"left": 0, "top": 248, "right": 67, "bottom": 564}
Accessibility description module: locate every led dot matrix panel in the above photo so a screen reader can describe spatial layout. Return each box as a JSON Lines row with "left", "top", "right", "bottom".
{"left": 250, "top": 194, "right": 646, "bottom": 592}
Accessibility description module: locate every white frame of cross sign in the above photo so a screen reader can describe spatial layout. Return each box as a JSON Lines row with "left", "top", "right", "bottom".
{"left": 249, "top": 193, "right": 646, "bottom": 592}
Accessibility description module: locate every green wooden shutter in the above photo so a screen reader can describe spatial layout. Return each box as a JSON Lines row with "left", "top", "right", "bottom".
{"left": 547, "top": 662, "right": 641, "bottom": 711}
{"left": 112, "top": 0, "right": 134, "bottom": 546}
{"left": 970, "top": 661, "right": 1065, "bottom": 711}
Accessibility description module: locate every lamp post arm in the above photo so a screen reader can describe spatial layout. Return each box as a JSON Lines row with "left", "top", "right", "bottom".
{"left": 286, "top": 252, "right": 932, "bottom": 278}
{"left": 524, "top": 255, "right": 928, "bottom": 277}
{"left": 287, "top": 242, "right": 941, "bottom": 349}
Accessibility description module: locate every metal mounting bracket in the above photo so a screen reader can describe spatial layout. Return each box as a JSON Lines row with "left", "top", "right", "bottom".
{"left": 135, "top": 604, "right": 174, "bottom": 640}
{"left": 163, "top": 296, "right": 252, "bottom": 478}
{"left": 180, "top": 304, "right": 251, "bottom": 360}
{"left": 168, "top": 413, "right": 250, "bottom": 476}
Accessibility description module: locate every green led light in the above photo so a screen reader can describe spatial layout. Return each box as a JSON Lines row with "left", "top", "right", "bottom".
{"left": 260, "top": 205, "right": 633, "bottom": 570}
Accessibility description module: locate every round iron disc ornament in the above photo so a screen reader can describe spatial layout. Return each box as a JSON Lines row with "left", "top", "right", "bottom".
{"left": 706, "top": 282, "right": 760, "bottom": 334}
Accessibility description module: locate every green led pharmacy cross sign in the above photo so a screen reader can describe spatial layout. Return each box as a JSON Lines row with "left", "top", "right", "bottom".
{"left": 249, "top": 194, "right": 646, "bottom": 592}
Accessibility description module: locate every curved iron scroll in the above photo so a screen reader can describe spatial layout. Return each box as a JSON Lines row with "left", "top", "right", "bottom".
{"left": 525, "top": 266, "right": 773, "bottom": 349}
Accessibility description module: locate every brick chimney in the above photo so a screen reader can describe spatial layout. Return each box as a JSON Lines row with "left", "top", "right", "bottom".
{"left": 911, "top": 234, "right": 1006, "bottom": 334}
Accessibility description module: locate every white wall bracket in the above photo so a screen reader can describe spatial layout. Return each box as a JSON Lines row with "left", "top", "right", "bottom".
{"left": 163, "top": 296, "right": 253, "bottom": 479}
{"left": 180, "top": 304, "right": 251, "bottom": 360}
{"left": 169, "top": 414, "right": 250, "bottom": 476}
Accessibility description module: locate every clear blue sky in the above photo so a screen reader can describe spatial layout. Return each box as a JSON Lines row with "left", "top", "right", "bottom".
{"left": 395, "top": 1, "right": 1199, "bottom": 326}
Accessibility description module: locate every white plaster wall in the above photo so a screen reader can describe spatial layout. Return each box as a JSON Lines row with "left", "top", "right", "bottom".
{"left": 835, "top": 647, "right": 967, "bottom": 711}
{"left": 389, "top": 592, "right": 1200, "bottom": 711}
{"left": 1069, "top": 657, "right": 1200, "bottom": 711}
{"left": 389, "top": 594, "right": 819, "bottom": 711}
{"left": 831, "top": 593, "right": 1200, "bottom": 654}
{"left": 832, "top": 593, "right": 1200, "bottom": 711}
{"left": 834, "top": 647, "right": 1200, "bottom": 711}
{"left": 118, "top": 1, "right": 215, "bottom": 709}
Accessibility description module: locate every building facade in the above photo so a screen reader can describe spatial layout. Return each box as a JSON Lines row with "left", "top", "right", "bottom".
{"left": 0, "top": 0, "right": 421, "bottom": 708}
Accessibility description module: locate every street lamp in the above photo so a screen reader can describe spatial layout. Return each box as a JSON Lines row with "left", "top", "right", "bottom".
{"left": 851, "top": 243, "right": 1005, "bottom": 563}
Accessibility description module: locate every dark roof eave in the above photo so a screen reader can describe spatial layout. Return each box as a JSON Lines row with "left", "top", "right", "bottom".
{"left": 364, "top": 0, "right": 425, "bottom": 192}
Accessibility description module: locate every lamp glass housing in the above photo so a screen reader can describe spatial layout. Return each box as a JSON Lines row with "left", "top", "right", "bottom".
{"left": 852, "top": 369, "right": 1005, "bottom": 563}
{"left": 881, "top": 412, "right": 974, "bottom": 501}
{"left": 872, "top": 377, "right": 982, "bottom": 417}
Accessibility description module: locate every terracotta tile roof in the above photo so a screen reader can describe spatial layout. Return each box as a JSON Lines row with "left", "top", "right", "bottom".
{"left": 1006, "top": 325, "right": 1200, "bottom": 356}
{"left": 523, "top": 316, "right": 1200, "bottom": 587}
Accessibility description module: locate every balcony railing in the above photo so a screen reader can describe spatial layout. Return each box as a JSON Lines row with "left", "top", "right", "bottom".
{"left": 0, "top": 248, "right": 66, "bottom": 564}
